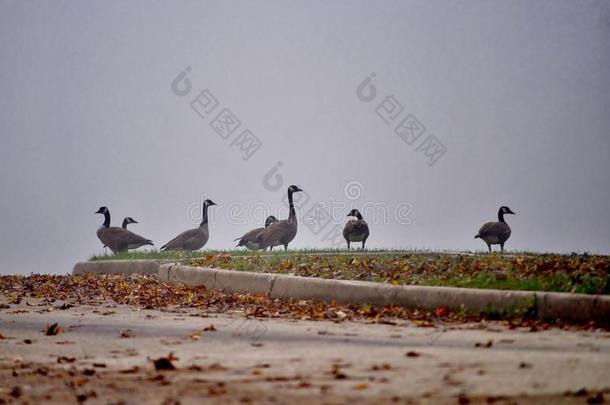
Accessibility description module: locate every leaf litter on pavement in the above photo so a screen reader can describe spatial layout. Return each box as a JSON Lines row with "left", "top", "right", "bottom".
{"left": 1, "top": 273, "right": 607, "bottom": 330}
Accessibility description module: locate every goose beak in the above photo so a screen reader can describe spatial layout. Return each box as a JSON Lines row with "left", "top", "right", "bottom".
{"left": 508, "top": 209, "right": 516, "bottom": 215}
{"left": 295, "top": 186, "right": 303, "bottom": 192}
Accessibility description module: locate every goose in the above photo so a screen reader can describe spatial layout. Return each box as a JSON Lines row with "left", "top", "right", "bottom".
{"left": 475, "top": 206, "right": 515, "bottom": 253}
{"left": 102, "top": 217, "right": 139, "bottom": 248}
{"left": 256, "top": 185, "right": 303, "bottom": 251}
{"left": 95, "top": 207, "right": 153, "bottom": 253}
{"left": 161, "top": 199, "right": 217, "bottom": 251}
{"left": 122, "top": 217, "right": 138, "bottom": 229}
{"left": 234, "top": 216, "right": 279, "bottom": 250}
{"left": 343, "top": 208, "right": 369, "bottom": 249}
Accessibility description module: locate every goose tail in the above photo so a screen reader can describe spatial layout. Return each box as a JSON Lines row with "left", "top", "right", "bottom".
{"left": 474, "top": 235, "right": 480, "bottom": 239}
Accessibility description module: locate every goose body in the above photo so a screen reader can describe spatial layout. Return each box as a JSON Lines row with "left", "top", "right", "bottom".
{"left": 95, "top": 207, "right": 153, "bottom": 253}
{"left": 161, "top": 199, "right": 216, "bottom": 251}
{"left": 343, "top": 209, "right": 369, "bottom": 249}
{"left": 475, "top": 206, "right": 515, "bottom": 253}
{"left": 256, "top": 185, "right": 303, "bottom": 251}
{"left": 235, "top": 216, "right": 279, "bottom": 250}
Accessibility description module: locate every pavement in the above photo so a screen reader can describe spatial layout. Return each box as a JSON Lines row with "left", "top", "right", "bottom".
{"left": 1, "top": 297, "right": 609, "bottom": 404}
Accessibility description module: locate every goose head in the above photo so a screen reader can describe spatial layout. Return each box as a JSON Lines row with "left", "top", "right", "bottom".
{"left": 265, "top": 215, "right": 279, "bottom": 227}
{"left": 347, "top": 208, "right": 363, "bottom": 219}
{"left": 203, "top": 199, "right": 217, "bottom": 207}
{"left": 288, "top": 185, "right": 303, "bottom": 194}
{"left": 95, "top": 206, "right": 109, "bottom": 215}
{"left": 500, "top": 206, "right": 515, "bottom": 215}
{"left": 124, "top": 217, "right": 138, "bottom": 225}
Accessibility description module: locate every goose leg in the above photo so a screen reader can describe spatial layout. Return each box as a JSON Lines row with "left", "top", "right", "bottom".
{"left": 500, "top": 243, "right": 504, "bottom": 253}
{"left": 269, "top": 246, "right": 273, "bottom": 252}
{"left": 362, "top": 239, "right": 366, "bottom": 250}
{"left": 283, "top": 243, "right": 288, "bottom": 251}
{"left": 347, "top": 241, "right": 350, "bottom": 250}
{"left": 487, "top": 243, "right": 492, "bottom": 253}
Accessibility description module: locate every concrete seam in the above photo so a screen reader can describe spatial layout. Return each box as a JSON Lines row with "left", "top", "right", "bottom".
{"left": 268, "top": 274, "right": 278, "bottom": 296}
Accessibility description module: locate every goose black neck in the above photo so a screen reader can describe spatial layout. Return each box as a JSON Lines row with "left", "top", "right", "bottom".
{"left": 122, "top": 218, "right": 128, "bottom": 229}
{"left": 288, "top": 190, "right": 296, "bottom": 221}
{"left": 103, "top": 211, "right": 111, "bottom": 228}
{"left": 497, "top": 208, "right": 506, "bottom": 223}
{"left": 200, "top": 204, "right": 209, "bottom": 226}
{"left": 356, "top": 212, "right": 363, "bottom": 220}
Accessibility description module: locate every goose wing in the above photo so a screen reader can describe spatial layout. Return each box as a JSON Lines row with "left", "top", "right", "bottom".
{"left": 256, "top": 220, "right": 296, "bottom": 247}
{"left": 121, "top": 230, "right": 154, "bottom": 249}
{"left": 343, "top": 219, "right": 369, "bottom": 239}
{"left": 235, "top": 227, "right": 264, "bottom": 246}
{"left": 97, "top": 227, "right": 128, "bottom": 252}
{"left": 161, "top": 227, "right": 205, "bottom": 251}
{"left": 98, "top": 227, "right": 152, "bottom": 252}
{"left": 477, "top": 221, "right": 511, "bottom": 241}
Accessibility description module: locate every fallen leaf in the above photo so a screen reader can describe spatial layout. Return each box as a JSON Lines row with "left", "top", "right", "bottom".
{"left": 83, "top": 368, "right": 95, "bottom": 376}
{"left": 10, "top": 386, "right": 22, "bottom": 398}
{"left": 458, "top": 394, "right": 470, "bottom": 404}
{"left": 120, "top": 329, "right": 133, "bottom": 338}
{"left": 44, "top": 323, "right": 64, "bottom": 336}
{"left": 587, "top": 393, "right": 605, "bottom": 404}
{"left": 405, "top": 351, "right": 420, "bottom": 357}
{"left": 434, "top": 306, "right": 448, "bottom": 317}
{"left": 475, "top": 340, "right": 493, "bottom": 348}
{"left": 153, "top": 353, "right": 178, "bottom": 370}
{"left": 76, "top": 390, "right": 97, "bottom": 403}
{"left": 119, "top": 366, "right": 140, "bottom": 374}
{"left": 57, "top": 356, "right": 76, "bottom": 364}
{"left": 8, "top": 295, "right": 21, "bottom": 304}
{"left": 331, "top": 365, "right": 347, "bottom": 379}
{"left": 353, "top": 383, "right": 369, "bottom": 390}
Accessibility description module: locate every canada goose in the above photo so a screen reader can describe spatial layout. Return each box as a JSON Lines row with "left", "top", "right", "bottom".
{"left": 161, "top": 199, "right": 217, "bottom": 251}
{"left": 95, "top": 207, "right": 153, "bottom": 253}
{"left": 234, "top": 216, "right": 279, "bottom": 250}
{"left": 475, "top": 206, "right": 516, "bottom": 253}
{"left": 256, "top": 185, "right": 303, "bottom": 251}
{"left": 343, "top": 208, "right": 369, "bottom": 249}
{"left": 102, "top": 217, "right": 139, "bottom": 248}
{"left": 122, "top": 217, "right": 138, "bottom": 229}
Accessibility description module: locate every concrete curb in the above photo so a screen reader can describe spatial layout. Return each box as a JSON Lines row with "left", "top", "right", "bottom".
{"left": 158, "top": 264, "right": 610, "bottom": 323}
{"left": 72, "top": 260, "right": 171, "bottom": 276}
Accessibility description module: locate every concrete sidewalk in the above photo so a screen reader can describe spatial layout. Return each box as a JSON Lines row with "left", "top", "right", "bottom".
{"left": 1, "top": 297, "right": 609, "bottom": 404}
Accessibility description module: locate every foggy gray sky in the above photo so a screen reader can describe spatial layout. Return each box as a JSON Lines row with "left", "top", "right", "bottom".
{"left": 1, "top": 0, "right": 609, "bottom": 275}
